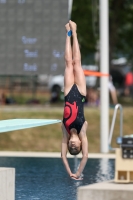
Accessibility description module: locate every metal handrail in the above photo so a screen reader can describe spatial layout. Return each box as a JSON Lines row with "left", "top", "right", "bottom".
{"left": 108, "top": 104, "right": 123, "bottom": 151}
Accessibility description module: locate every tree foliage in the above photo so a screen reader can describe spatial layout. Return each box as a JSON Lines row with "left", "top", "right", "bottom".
{"left": 71, "top": 0, "right": 133, "bottom": 65}
{"left": 71, "top": 0, "right": 97, "bottom": 64}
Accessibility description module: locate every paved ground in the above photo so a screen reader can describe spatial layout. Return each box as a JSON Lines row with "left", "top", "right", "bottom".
{"left": 78, "top": 180, "right": 133, "bottom": 200}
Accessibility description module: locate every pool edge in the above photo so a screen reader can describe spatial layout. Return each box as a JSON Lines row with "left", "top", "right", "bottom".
{"left": 0, "top": 151, "right": 115, "bottom": 159}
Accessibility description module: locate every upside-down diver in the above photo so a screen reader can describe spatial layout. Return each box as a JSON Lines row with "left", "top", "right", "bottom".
{"left": 61, "top": 20, "right": 88, "bottom": 180}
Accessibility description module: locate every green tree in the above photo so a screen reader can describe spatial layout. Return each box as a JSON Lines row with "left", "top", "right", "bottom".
{"left": 71, "top": 0, "right": 133, "bottom": 66}
{"left": 109, "top": 0, "right": 133, "bottom": 64}
{"left": 71, "top": 0, "right": 98, "bottom": 64}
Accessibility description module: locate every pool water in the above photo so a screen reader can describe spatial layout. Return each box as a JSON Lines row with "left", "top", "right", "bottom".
{"left": 0, "top": 157, "right": 115, "bottom": 200}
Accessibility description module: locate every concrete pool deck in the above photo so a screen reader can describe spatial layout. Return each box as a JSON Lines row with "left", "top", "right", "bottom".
{"left": 0, "top": 151, "right": 116, "bottom": 158}
{"left": 0, "top": 168, "right": 15, "bottom": 200}
{"left": 78, "top": 180, "right": 133, "bottom": 200}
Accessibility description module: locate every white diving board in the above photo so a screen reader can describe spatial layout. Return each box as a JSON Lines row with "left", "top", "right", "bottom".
{"left": 0, "top": 119, "right": 61, "bottom": 133}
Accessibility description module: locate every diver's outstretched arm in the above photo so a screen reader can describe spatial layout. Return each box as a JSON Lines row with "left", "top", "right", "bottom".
{"left": 61, "top": 123, "right": 83, "bottom": 180}
{"left": 61, "top": 123, "right": 72, "bottom": 176}
{"left": 71, "top": 121, "right": 88, "bottom": 179}
{"left": 76, "top": 137, "right": 88, "bottom": 178}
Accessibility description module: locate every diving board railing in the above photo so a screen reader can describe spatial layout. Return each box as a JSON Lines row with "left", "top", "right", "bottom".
{"left": 108, "top": 104, "right": 123, "bottom": 151}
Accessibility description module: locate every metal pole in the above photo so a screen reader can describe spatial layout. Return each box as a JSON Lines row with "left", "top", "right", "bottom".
{"left": 68, "top": 0, "right": 73, "bottom": 20}
{"left": 99, "top": 0, "right": 109, "bottom": 153}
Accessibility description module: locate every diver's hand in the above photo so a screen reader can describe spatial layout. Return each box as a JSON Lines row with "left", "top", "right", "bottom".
{"left": 70, "top": 173, "right": 83, "bottom": 180}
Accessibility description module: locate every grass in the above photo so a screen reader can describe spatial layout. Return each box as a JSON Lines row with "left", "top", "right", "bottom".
{"left": 6, "top": 90, "right": 50, "bottom": 104}
{"left": 0, "top": 106, "right": 133, "bottom": 153}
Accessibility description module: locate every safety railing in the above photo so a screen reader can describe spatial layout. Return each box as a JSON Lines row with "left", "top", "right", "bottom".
{"left": 108, "top": 104, "right": 123, "bottom": 151}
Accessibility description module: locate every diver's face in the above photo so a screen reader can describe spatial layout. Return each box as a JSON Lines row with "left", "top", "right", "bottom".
{"left": 68, "top": 137, "right": 81, "bottom": 152}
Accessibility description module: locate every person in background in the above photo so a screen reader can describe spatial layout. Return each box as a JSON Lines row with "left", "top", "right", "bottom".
{"left": 124, "top": 71, "right": 133, "bottom": 98}
{"left": 108, "top": 75, "right": 118, "bottom": 105}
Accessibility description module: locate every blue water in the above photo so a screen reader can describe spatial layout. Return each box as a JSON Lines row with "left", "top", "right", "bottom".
{"left": 0, "top": 157, "right": 115, "bottom": 200}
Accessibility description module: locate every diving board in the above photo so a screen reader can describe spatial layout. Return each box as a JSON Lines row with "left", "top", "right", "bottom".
{"left": 0, "top": 119, "right": 61, "bottom": 133}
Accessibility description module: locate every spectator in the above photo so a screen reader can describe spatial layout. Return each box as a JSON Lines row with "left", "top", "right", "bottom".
{"left": 86, "top": 87, "right": 99, "bottom": 107}
{"left": 0, "top": 92, "right": 6, "bottom": 105}
{"left": 124, "top": 71, "right": 133, "bottom": 98}
{"left": 108, "top": 76, "right": 118, "bottom": 105}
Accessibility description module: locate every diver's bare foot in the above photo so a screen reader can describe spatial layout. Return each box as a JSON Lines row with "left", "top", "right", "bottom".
{"left": 65, "top": 23, "right": 70, "bottom": 32}
{"left": 69, "top": 20, "right": 77, "bottom": 32}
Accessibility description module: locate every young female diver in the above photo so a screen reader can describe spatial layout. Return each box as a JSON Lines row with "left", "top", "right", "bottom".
{"left": 61, "top": 20, "right": 88, "bottom": 180}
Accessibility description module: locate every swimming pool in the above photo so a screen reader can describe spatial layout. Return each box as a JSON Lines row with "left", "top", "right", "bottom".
{"left": 0, "top": 157, "right": 114, "bottom": 200}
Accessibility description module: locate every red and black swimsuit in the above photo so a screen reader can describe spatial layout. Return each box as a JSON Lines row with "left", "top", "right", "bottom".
{"left": 63, "top": 84, "right": 86, "bottom": 134}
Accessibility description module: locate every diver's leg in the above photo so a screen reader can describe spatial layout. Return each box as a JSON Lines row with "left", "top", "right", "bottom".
{"left": 69, "top": 20, "right": 86, "bottom": 96}
{"left": 64, "top": 23, "right": 74, "bottom": 96}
